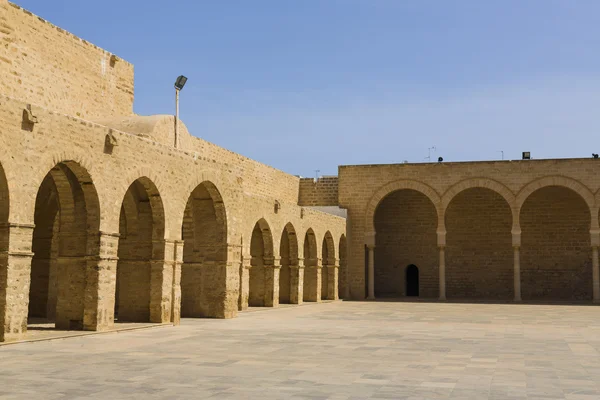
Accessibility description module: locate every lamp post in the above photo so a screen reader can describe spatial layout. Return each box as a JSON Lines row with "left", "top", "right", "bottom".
{"left": 174, "top": 75, "right": 188, "bottom": 149}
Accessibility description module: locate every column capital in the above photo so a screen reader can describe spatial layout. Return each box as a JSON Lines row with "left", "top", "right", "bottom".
{"left": 365, "top": 231, "right": 376, "bottom": 247}
{"left": 290, "top": 264, "right": 305, "bottom": 270}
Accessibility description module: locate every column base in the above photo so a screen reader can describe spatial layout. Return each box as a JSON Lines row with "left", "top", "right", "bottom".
{"left": 438, "top": 296, "right": 446, "bottom": 301}
{"left": 366, "top": 296, "right": 375, "bottom": 301}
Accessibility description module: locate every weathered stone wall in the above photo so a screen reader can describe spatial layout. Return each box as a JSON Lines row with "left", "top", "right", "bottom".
{"left": 0, "top": 93, "right": 346, "bottom": 341}
{"left": 0, "top": 2, "right": 134, "bottom": 119}
{"left": 339, "top": 161, "right": 600, "bottom": 302}
{"left": 374, "top": 190, "right": 438, "bottom": 298}
{"left": 520, "top": 187, "right": 592, "bottom": 300}
{"left": 445, "top": 188, "right": 513, "bottom": 299}
{"left": 298, "top": 177, "right": 339, "bottom": 207}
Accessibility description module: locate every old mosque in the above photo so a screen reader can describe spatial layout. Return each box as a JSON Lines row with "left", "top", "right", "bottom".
{"left": 1, "top": 1, "right": 600, "bottom": 342}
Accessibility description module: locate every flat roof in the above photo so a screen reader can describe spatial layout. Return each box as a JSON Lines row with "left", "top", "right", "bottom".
{"left": 339, "top": 157, "right": 598, "bottom": 169}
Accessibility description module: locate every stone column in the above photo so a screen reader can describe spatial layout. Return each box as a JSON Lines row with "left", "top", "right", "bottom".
{"left": 513, "top": 247, "right": 522, "bottom": 302}
{"left": 148, "top": 239, "right": 176, "bottom": 324}
{"left": 289, "top": 258, "right": 304, "bottom": 305}
{"left": 238, "top": 256, "right": 251, "bottom": 311}
{"left": 438, "top": 246, "right": 446, "bottom": 301}
{"left": 512, "top": 230, "right": 522, "bottom": 302}
{"left": 83, "top": 231, "right": 119, "bottom": 331}
{"left": 327, "top": 263, "right": 339, "bottom": 301}
{"left": 367, "top": 245, "right": 375, "bottom": 300}
{"left": 304, "top": 261, "right": 322, "bottom": 302}
{"left": 0, "top": 223, "right": 34, "bottom": 342}
{"left": 264, "top": 257, "right": 281, "bottom": 307}
{"left": 437, "top": 229, "right": 446, "bottom": 301}
{"left": 171, "top": 240, "right": 183, "bottom": 325}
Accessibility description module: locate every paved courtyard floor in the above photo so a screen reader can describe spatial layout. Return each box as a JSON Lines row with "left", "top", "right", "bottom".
{"left": 2, "top": 301, "right": 600, "bottom": 399}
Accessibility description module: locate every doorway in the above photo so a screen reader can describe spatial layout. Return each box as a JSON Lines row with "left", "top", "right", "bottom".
{"left": 406, "top": 265, "right": 419, "bottom": 297}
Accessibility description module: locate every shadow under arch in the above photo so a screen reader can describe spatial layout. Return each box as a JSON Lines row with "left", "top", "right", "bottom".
{"left": 374, "top": 188, "right": 438, "bottom": 298}
{"left": 28, "top": 160, "right": 100, "bottom": 331}
{"left": 321, "top": 231, "right": 336, "bottom": 300}
{"left": 249, "top": 218, "right": 274, "bottom": 307}
{"left": 303, "top": 228, "right": 320, "bottom": 302}
{"left": 115, "top": 176, "right": 165, "bottom": 323}
{"left": 279, "top": 222, "right": 299, "bottom": 304}
{"left": 519, "top": 183, "right": 592, "bottom": 301}
{"left": 181, "top": 180, "right": 228, "bottom": 318}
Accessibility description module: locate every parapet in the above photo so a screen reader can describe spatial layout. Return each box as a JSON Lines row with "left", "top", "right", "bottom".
{"left": 298, "top": 176, "right": 339, "bottom": 207}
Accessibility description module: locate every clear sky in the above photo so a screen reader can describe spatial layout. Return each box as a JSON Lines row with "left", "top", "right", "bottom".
{"left": 14, "top": 0, "right": 600, "bottom": 177}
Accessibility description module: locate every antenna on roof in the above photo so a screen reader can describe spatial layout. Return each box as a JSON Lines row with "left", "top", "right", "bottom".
{"left": 314, "top": 169, "right": 321, "bottom": 181}
{"left": 425, "top": 146, "right": 436, "bottom": 162}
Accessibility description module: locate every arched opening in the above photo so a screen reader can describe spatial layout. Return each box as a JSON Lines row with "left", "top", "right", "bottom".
{"left": 521, "top": 186, "right": 591, "bottom": 300}
{"left": 181, "top": 182, "right": 227, "bottom": 317}
{"left": 279, "top": 223, "right": 298, "bottom": 304}
{"left": 249, "top": 219, "right": 274, "bottom": 307}
{"left": 321, "top": 231, "right": 335, "bottom": 300}
{"left": 374, "top": 189, "right": 437, "bottom": 298}
{"left": 405, "top": 265, "right": 419, "bottom": 296}
{"left": 29, "top": 161, "right": 100, "bottom": 330}
{"left": 115, "top": 177, "right": 165, "bottom": 322}
{"left": 445, "top": 188, "right": 513, "bottom": 299}
{"left": 338, "top": 235, "right": 347, "bottom": 299}
{"left": 303, "top": 229, "right": 319, "bottom": 302}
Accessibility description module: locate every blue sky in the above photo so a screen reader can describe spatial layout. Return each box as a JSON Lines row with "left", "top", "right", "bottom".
{"left": 15, "top": 0, "right": 600, "bottom": 177}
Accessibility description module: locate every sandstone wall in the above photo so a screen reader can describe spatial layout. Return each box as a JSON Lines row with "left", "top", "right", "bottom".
{"left": 0, "top": 2, "right": 134, "bottom": 119}
{"left": 298, "top": 177, "right": 339, "bottom": 207}
{"left": 339, "top": 160, "right": 600, "bottom": 301}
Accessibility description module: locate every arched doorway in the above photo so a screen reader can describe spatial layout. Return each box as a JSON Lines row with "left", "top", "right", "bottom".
{"left": 303, "top": 229, "right": 319, "bottom": 302}
{"left": 445, "top": 188, "right": 512, "bottom": 299}
{"left": 279, "top": 223, "right": 298, "bottom": 304}
{"left": 249, "top": 219, "right": 274, "bottom": 307}
{"left": 405, "top": 265, "right": 419, "bottom": 296}
{"left": 181, "top": 181, "right": 227, "bottom": 317}
{"left": 115, "top": 177, "right": 165, "bottom": 322}
{"left": 29, "top": 161, "right": 100, "bottom": 330}
{"left": 338, "top": 235, "right": 347, "bottom": 299}
{"left": 321, "top": 231, "right": 335, "bottom": 300}
{"left": 374, "top": 189, "right": 437, "bottom": 298}
{"left": 520, "top": 186, "right": 591, "bottom": 300}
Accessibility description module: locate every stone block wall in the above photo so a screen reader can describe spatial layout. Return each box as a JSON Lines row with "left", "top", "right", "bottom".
{"left": 0, "top": 1, "right": 134, "bottom": 119}
{"left": 298, "top": 177, "right": 339, "bottom": 207}
{"left": 339, "top": 161, "right": 600, "bottom": 302}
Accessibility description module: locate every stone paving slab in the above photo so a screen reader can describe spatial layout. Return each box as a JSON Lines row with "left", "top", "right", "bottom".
{"left": 1, "top": 301, "right": 600, "bottom": 399}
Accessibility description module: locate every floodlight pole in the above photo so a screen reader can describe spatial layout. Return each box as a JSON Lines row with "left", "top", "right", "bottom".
{"left": 175, "top": 87, "right": 180, "bottom": 149}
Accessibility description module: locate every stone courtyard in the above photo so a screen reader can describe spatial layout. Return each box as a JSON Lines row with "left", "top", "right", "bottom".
{"left": 2, "top": 301, "right": 600, "bottom": 399}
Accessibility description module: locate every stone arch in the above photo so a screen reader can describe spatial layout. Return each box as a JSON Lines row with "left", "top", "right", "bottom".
{"left": 365, "top": 180, "right": 441, "bottom": 234}
{"left": 374, "top": 189, "right": 438, "bottom": 298}
{"left": 444, "top": 186, "right": 513, "bottom": 299}
{"left": 181, "top": 180, "right": 228, "bottom": 317}
{"left": 520, "top": 182, "right": 592, "bottom": 300}
{"left": 303, "top": 228, "right": 320, "bottom": 302}
{"left": 29, "top": 161, "right": 101, "bottom": 330}
{"left": 338, "top": 234, "right": 347, "bottom": 299}
{"left": 516, "top": 176, "right": 595, "bottom": 216}
{"left": 441, "top": 178, "right": 516, "bottom": 216}
{"left": 321, "top": 231, "right": 336, "bottom": 300}
{"left": 248, "top": 218, "right": 274, "bottom": 307}
{"left": 178, "top": 171, "right": 232, "bottom": 242}
{"left": 115, "top": 177, "right": 165, "bottom": 322}
{"left": 279, "top": 222, "right": 299, "bottom": 304}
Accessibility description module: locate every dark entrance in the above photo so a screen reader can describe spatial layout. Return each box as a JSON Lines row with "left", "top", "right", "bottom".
{"left": 406, "top": 265, "right": 419, "bottom": 296}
